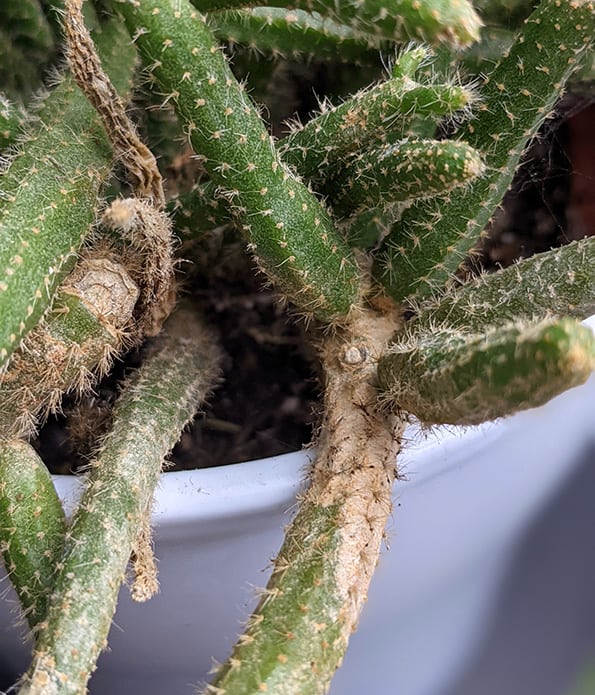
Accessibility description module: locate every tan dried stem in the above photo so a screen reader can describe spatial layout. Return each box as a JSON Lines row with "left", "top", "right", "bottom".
{"left": 102, "top": 198, "right": 177, "bottom": 336}
{"left": 312, "top": 306, "right": 406, "bottom": 639}
{"left": 63, "top": 0, "right": 165, "bottom": 208}
{"left": 64, "top": 0, "right": 176, "bottom": 334}
{"left": 130, "top": 508, "right": 159, "bottom": 602}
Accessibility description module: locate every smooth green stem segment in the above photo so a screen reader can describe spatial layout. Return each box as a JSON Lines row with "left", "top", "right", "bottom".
{"left": 413, "top": 238, "right": 595, "bottom": 330}
{"left": 0, "top": 440, "right": 66, "bottom": 631}
{"left": 280, "top": 74, "right": 474, "bottom": 183}
{"left": 206, "top": 310, "right": 403, "bottom": 695}
{"left": 19, "top": 308, "right": 221, "bottom": 695}
{"left": 0, "top": 95, "right": 26, "bottom": 151}
{"left": 378, "top": 317, "right": 595, "bottom": 425}
{"left": 0, "top": 258, "right": 139, "bottom": 440}
{"left": 192, "top": 0, "right": 483, "bottom": 46}
{"left": 326, "top": 139, "right": 485, "bottom": 219}
{"left": 375, "top": 0, "right": 595, "bottom": 301}
{"left": 115, "top": 0, "right": 360, "bottom": 322}
{"left": 209, "top": 7, "right": 386, "bottom": 63}
{"left": 0, "top": 20, "right": 135, "bottom": 370}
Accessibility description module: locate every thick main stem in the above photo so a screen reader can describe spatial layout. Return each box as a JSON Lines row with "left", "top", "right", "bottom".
{"left": 207, "top": 306, "right": 405, "bottom": 695}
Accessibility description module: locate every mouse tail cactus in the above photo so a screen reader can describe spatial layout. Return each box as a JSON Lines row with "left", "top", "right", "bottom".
{"left": 0, "top": 0, "right": 593, "bottom": 693}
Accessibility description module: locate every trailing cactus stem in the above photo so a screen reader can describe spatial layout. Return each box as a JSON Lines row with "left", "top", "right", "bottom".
{"left": 209, "top": 7, "right": 385, "bottom": 63}
{"left": 0, "top": 258, "right": 139, "bottom": 440}
{"left": 327, "top": 139, "right": 485, "bottom": 219}
{"left": 192, "top": 0, "right": 482, "bottom": 46}
{"left": 19, "top": 309, "right": 222, "bottom": 695}
{"left": 281, "top": 76, "right": 474, "bottom": 183}
{"left": 376, "top": 0, "right": 595, "bottom": 301}
{"left": 207, "top": 308, "right": 405, "bottom": 695}
{"left": 0, "top": 440, "right": 66, "bottom": 631}
{"left": 413, "top": 237, "right": 595, "bottom": 331}
{"left": 0, "top": 19, "right": 135, "bottom": 369}
{"left": 378, "top": 318, "right": 595, "bottom": 426}
{"left": 115, "top": 0, "right": 360, "bottom": 323}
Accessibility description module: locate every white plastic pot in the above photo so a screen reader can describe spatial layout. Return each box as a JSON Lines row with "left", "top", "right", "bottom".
{"left": 1, "top": 318, "right": 594, "bottom": 695}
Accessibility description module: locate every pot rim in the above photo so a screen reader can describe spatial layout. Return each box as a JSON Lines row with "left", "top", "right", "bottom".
{"left": 51, "top": 315, "right": 595, "bottom": 527}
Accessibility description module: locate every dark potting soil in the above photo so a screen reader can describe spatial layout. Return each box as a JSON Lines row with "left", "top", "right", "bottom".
{"left": 36, "top": 94, "right": 594, "bottom": 475}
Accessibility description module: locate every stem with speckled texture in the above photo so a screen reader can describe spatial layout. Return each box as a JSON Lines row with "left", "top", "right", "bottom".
{"left": 374, "top": 0, "right": 595, "bottom": 301}
{"left": 18, "top": 309, "right": 221, "bottom": 695}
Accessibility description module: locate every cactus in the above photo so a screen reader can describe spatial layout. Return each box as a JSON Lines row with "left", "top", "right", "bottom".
{"left": 375, "top": 0, "right": 595, "bottom": 301}
{"left": 114, "top": 0, "right": 361, "bottom": 323}
{"left": 192, "top": 0, "right": 483, "bottom": 47}
{"left": 0, "top": 255, "right": 139, "bottom": 440}
{"left": 0, "top": 440, "right": 66, "bottom": 631}
{"left": 377, "top": 317, "right": 595, "bottom": 425}
{"left": 411, "top": 237, "right": 595, "bottom": 331}
{"left": 0, "top": 18, "right": 136, "bottom": 369}
{"left": 209, "top": 7, "right": 387, "bottom": 64}
{"left": 280, "top": 55, "right": 476, "bottom": 184}
{"left": 18, "top": 308, "right": 222, "bottom": 695}
{"left": 323, "top": 138, "right": 485, "bottom": 219}
{"left": 0, "top": 0, "right": 594, "bottom": 693}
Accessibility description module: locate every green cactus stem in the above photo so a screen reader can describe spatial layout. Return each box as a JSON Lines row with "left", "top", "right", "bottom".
{"left": 0, "top": 95, "right": 26, "bottom": 151}
{"left": 0, "top": 256, "right": 139, "bottom": 440}
{"left": 459, "top": 26, "right": 515, "bottom": 75}
{"left": 0, "top": 19, "right": 136, "bottom": 370}
{"left": 375, "top": 0, "right": 595, "bottom": 302}
{"left": 192, "top": 0, "right": 483, "bottom": 47}
{"left": 377, "top": 317, "right": 595, "bottom": 426}
{"left": 167, "top": 180, "right": 233, "bottom": 238}
{"left": 412, "top": 238, "right": 595, "bottom": 331}
{"left": 0, "top": 0, "right": 54, "bottom": 58}
{"left": 280, "top": 68, "right": 475, "bottom": 184}
{"left": 0, "top": 440, "right": 66, "bottom": 631}
{"left": 115, "top": 0, "right": 361, "bottom": 323}
{"left": 0, "top": 0, "right": 55, "bottom": 99}
{"left": 0, "top": 28, "right": 41, "bottom": 103}
{"left": 342, "top": 206, "right": 397, "bottom": 249}
{"left": 18, "top": 308, "right": 222, "bottom": 695}
{"left": 206, "top": 308, "right": 405, "bottom": 695}
{"left": 325, "top": 139, "right": 485, "bottom": 219}
{"left": 209, "top": 7, "right": 387, "bottom": 63}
